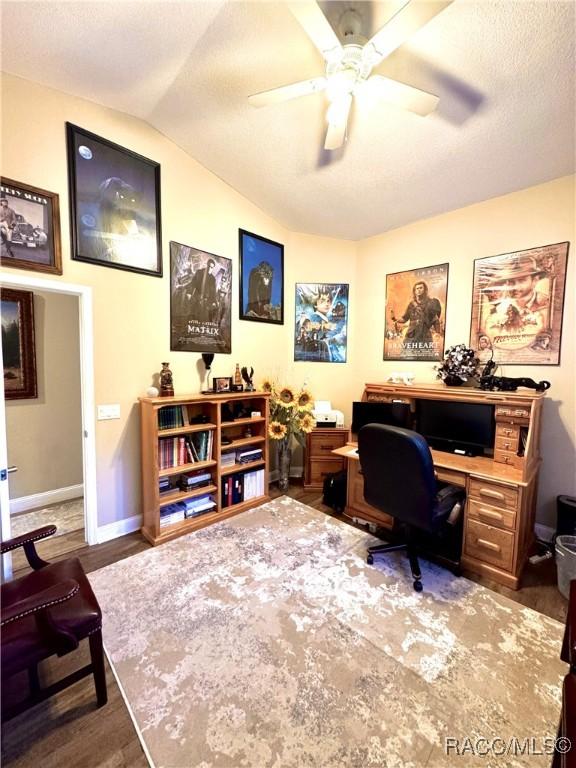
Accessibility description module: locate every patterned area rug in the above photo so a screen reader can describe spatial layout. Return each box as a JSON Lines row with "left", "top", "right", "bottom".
{"left": 89, "top": 498, "right": 565, "bottom": 768}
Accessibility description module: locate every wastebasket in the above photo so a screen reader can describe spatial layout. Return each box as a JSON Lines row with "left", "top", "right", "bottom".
{"left": 556, "top": 535, "right": 576, "bottom": 599}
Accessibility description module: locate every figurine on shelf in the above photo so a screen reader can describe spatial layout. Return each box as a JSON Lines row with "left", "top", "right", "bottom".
{"left": 241, "top": 366, "right": 255, "bottom": 391}
{"left": 160, "top": 362, "right": 174, "bottom": 397}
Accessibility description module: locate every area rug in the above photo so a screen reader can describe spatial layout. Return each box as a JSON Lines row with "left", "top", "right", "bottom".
{"left": 89, "top": 497, "right": 566, "bottom": 768}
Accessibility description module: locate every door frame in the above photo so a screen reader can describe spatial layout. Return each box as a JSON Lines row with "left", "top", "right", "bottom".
{"left": 1, "top": 274, "right": 97, "bottom": 547}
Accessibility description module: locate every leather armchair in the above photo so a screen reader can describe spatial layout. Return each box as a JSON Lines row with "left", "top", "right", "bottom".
{"left": 1, "top": 525, "right": 107, "bottom": 722}
{"left": 358, "top": 423, "right": 465, "bottom": 592}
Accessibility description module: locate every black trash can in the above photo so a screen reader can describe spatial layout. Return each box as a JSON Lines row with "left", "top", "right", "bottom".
{"left": 557, "top": 495, "right": 576, "bottom": 536}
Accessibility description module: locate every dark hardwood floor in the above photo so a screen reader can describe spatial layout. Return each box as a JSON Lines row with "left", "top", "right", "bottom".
{"left": 1, "top": 485, "right": 566, "bottom": 767}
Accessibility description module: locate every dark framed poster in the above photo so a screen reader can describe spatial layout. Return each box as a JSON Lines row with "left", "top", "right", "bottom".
{"left": 470, "top": 242, "right": 569, "bottom": 365}
{"left": 239, "top": 229, "right": 283, "bottom": 324}
{"left": 1, "top": 288, "right": 37, "bottom": 400}
{"left": 294, "top": 283, "right": 349, "bottom": 363}
{"left": 170, "top": 241, "right": 232, "bottom": 354}
{"left": 384, "top": 263, "right": 449, "bottom": 361}
{"left": 66, "top": 123, "right": 162, "bottom": 277}
{"left": 0, "top": 178, "right": 62, "bottom": 275}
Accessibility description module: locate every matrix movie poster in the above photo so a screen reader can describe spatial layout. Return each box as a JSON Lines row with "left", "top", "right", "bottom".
{"left": 470, "top": 242, "right": 569, "bottom": 366}
{"left": 170, "top": 241, "right": 232, "bottom": 354}
{"left": 384, "top": 263, "right": 449, "bottom": 361}
{"left": 294, "top": 283, "right": 349, "bottom": 363}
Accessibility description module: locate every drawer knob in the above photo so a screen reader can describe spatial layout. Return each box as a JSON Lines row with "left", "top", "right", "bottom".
{"left": 478, "top": 508, "right": 503, "bottom": 522}
{"left": 477, "top": 538, "right": 501, "bottom": 553}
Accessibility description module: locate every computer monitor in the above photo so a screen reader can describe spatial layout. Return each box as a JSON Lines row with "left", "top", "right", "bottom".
{"left": 415, "top": 399, "right": 495, "bottom": 457}
{"left": 351, "top": 401, "right": 413, "bottom": 435}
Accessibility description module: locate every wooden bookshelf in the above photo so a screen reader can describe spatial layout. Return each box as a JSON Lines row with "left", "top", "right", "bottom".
{"left": 139, "top": 391, "right": 270, "bottom": 545}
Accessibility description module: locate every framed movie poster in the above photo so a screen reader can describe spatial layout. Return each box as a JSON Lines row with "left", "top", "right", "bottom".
{"left": 1, "top": 288, "right": 37, "bottom": 400}
{"left": 239, "top": 229, "right": 283, "bottom": 324}
{"left": 0, "top": 178, "right": 62, "bottom": 275}
{"left": 294, "top": 283, "right": 349, "bottom": 363}
{"left": 384, "top": 263, "right": 449, "bottom": 361}
{"left": 170, "top": 241, "right": 232, "bottom": 354}
{"left": 66, "top": 123, "right": 162, "bottom": 277}
{"left": 470, "top": 242, "right": 569, "bottom": 365}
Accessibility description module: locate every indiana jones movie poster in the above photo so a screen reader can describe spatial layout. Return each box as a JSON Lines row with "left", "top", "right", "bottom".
{"left": 470, "top": 242, "right": 569, "bottom": 366}
{"left": 170, "top": 241, "right": 232, "bottom": 354}
{"left": 384, "top": 263, "right": 449, "bottom": 361}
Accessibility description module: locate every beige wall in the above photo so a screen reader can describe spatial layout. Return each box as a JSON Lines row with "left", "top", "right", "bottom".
{"left": 2, "top": 73, "right": 574, "bottom": 530}
{"left": 357, "top": 175, "right": 576, "bottom": 527}
{"left": 6, "top": 290, "right": 82, "bottom": 498}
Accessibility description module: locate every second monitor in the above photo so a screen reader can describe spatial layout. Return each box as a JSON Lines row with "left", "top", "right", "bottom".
{"left": 351, "top": 401, "right": 413, "bottom": 435}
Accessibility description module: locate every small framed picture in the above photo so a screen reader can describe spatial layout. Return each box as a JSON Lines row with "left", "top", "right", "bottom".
{"left": 0, "top": 178, "right": 62, "bottom": 275}
{"left": 66, "top": 123, "right": 162, "bottom": 277}
{"left": 239, "top": 229, "right": 284, "bottom": 324}
{"left": 1, "top": 288, "right": 37, "bottom": 400}
{"left": 213, "top": 377, "right": 232, "bottom": 393}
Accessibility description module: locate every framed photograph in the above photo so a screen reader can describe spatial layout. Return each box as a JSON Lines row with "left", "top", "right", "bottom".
{"left": 66, "top": 123, "right": 162, "bottom": 277}
{"left": 384, "top": 263, "right": 449, "bottom": 361}
{"left": 470, "top": 242, "right": 569, "bottom": 365}
{"left": 213, "top": 377, "right": 232, "bottom": 393}
{"left": 170, "top": 241, "right": 232, "bottom": 354}
{"left": 239, "top": 229, "right": 283, "bottom": 324}
{"left": 0, "top": 178, "right": 62, "bottom": 275}
{"left": 294, "top": 283, "right": 349, "bottom": 363}
{"left": 1, "top": 288, "right": 37, "bottom": 400}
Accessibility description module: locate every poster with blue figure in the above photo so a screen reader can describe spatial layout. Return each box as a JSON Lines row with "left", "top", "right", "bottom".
{"left": 294, "top": 283, "right": 349, "bottom": 363}
{"left": 239, "top": 229, "right": 284, "bottom": 324}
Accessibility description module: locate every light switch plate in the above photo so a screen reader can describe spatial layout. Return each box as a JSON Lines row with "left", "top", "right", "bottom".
{"left": 97, "top": 404, "right": 120, "bottom": 420}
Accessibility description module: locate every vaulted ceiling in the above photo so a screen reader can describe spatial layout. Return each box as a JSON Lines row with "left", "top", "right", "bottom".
{"left": 2, "top": 1, "right": 575, "bottom": 240}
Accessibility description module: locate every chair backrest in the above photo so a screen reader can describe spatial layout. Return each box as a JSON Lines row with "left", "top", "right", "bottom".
{"left": 358, "top": 423, "right": 437, "bottom": 532}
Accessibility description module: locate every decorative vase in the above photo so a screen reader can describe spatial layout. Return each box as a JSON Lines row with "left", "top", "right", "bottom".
{"left": 277, "top": 440, "right": 292, "bottom": 491}
{"left": 443, "top": 374, "right": 463, "bottom": 386}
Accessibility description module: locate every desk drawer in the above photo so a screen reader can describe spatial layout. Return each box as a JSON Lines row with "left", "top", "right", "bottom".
{"left": 309, "top": 459, "right": 344, "bottom": 486}
{"left": 469, "top": 478, "right": 518, "bottom": 511}
{"left": 465, "top": 519, "right": 514, "bottom": 571}
{"left": 468, "top": 498, "right": 516, "bottom": 531}
{"left": 495, "top": 406, "right": 531, "bottom": 421}
{"left": 435, "top": 468, "right": 467, "bottom": 488}
{"left": 309, "top": 432, "right": 348, "bottom": 457}
{"left": 495, "top": 435, "right": 520, "bottom": 453}
{"left": 493, "top": 449, "right": 524, "bottom": 469}
{"left": 495, "top": 424, "right": 521, "bottom": 440}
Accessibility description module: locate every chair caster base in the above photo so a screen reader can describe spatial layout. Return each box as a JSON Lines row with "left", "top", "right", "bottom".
{"left": 367, "top": 554, "right": 374, "bottom": 565}
{"left": 413, "top": 579, "right": 423, "bottom": 592}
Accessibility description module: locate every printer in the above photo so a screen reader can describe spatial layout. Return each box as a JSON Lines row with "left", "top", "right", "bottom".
{"left": 312, "top": 400, "right": 344, "bottom": 428}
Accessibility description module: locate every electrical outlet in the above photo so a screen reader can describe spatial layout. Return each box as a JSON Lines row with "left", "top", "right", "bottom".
{"left": 97, "top": 404, "right": 120, "bottom": 420}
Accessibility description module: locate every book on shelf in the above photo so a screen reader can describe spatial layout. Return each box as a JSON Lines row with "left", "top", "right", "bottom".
{"left": 237, "top": 448, "right": 263, "bottom": 464}
{"left": 179, "top": 471, "right": 212, "bottom": 491}
{"left": 221, "top": 451, "right": 236, "bottom": 467}
{"left": 221, "top": 468, "right": 265, "bottom": 508}
{"left": 158, "top": 437, "right": 187, "bottom": 470}
{"left": 158, "top": 405, "right": 187, "bottom": 430}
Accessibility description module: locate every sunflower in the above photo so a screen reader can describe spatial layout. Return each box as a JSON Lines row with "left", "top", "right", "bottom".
{"left": 261, "top": 379, "right": 274, "bottom": 393}
{"left": 297, "top": 389, "right": 313, "bottom": 411}
{"left": 278, "top": 387, "right": 295, "bottom": 408}
{"left": 268, "top": 421, "right": 287, "bottom": 440}
{"left": 298, "top": 413, "right": 315, "bottom": 433}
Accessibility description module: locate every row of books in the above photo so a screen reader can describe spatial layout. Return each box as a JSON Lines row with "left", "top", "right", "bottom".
{"left": 158, "top": 431, "right": 214, "bottom": 469}
{"left": 159, "top": 494, "right": 216, "bottom": 528}
{"left": 157, "top": 405, "right": 187, "bottom": 430}
{"left": 158, "top": 470, "right": 213, "bottom": 496}
{"left": 221, "top": 468, "right": 265, "bottom": 508}
{"left": 221, "top": 447, "right": 263, "bottom": 467}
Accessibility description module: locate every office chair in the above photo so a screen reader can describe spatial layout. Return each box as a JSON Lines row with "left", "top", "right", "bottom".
{"left": 358, "top": 423, "right": 465, "bottom": 592}
{"left": 1, "top": 525, "right": 107, "bottom": 722}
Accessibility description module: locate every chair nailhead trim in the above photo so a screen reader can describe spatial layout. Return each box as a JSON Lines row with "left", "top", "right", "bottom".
{"left": 1, "top": 585, "right": 79, "bottom": 626}
{"left": 1, "top": 528, "right": 56, "bottom": 553}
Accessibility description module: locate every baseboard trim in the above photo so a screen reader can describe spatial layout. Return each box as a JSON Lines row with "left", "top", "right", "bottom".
{"left": 535, "top": 523, "right": 556, "bottom": 544}
{"left": 10, "top": 484, "right": 84, "bottom": 515}
{"left": 96, "top": 514, "right": 142, "bottom": 544}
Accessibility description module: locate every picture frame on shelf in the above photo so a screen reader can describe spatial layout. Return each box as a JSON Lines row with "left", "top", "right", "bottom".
{"left": 239, "top": 229, "right": 284, "bottom": 324}
{"left": 0, "top": 177, "right": 62, "bottom": 275}
{"left": 66, "top": 123, "right": 162, "bottom": 277}
{"left": 1, "top": 288, "right": 37, "bottom": 400}
{"left": 213, "top": 376, "right": 232, "bottom": 393}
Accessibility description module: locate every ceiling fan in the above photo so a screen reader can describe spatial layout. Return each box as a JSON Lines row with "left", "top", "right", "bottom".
{"left": 248, "top": 1, "right": 454, "bottom": 150}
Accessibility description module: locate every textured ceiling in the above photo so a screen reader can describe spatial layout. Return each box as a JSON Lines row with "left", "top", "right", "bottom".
{"left": 2, "top": 1, "right": 575, "bottom": 240}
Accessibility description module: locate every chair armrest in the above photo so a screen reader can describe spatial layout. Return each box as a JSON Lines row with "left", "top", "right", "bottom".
{"left": 1, "top": 525, "right": 57, "bottom": 569}
{"left": 1, "top": 579, "right": 79, "bottom": 627}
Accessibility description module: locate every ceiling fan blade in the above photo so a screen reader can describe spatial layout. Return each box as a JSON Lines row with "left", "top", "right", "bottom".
{"left": 248, "top": 76, "right": 327, "bottom": 107}
{"left": 324, "top": 94, "right": 352, "bottom": 150}
{"left": 287, "top": 1, "right": 343, "bottom": 63}
{"left": 363, "top": 1, "right": 454, "bottom": 69}
{"left": 362, "top": 75, "right": 439, "bottom": 116}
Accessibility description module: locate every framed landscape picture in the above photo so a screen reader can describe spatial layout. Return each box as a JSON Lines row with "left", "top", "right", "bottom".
{"left": 1, "top": 288, "right": 37, "bottom": 400}
{"left": 66, "top": 123, "right": 162, "bottom": 277}
{"left": 470, "top": 242, "right": 569, "bottom": 365}
{"left": 383, "top": 263, "right": 449, "bottom": 361}
{"left": 294, "top": 283, "right": 349, "bottom": 363}
{"left": 239, "top": 229, "right": 284, "bottom": 324}
{"left": 0, "top": 178, "right": 62, "bottom": 275}
{"left": 170, "top": 241, "right": 232, "bottom": 354}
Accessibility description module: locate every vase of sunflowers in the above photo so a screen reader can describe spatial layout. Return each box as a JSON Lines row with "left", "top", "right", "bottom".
{"left": 262, "top": 380, "right": 315, "bottom": 491}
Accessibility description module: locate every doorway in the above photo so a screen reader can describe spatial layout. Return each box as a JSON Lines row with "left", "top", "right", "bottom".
{"left": 0, "top": 274, "right": 97, "bottom": 578}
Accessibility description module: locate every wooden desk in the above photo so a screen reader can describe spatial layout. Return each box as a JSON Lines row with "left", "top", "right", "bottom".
{"left": 333, "top": 381, "right": 547, "bottom": 590}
